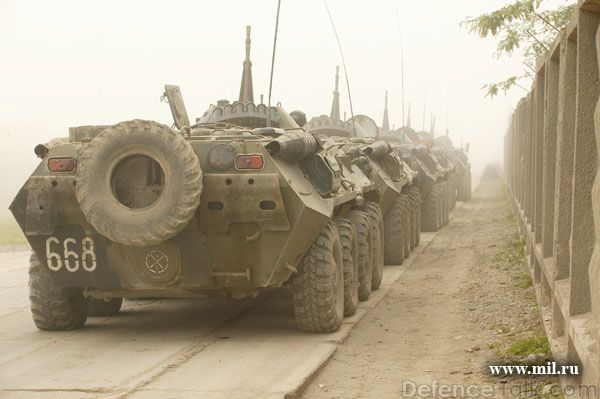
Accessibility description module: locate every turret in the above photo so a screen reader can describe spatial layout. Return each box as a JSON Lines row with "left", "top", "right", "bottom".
{"left": 238, "top": 25, "right": 254, "bottom": 103}
{"left": 381, "top": 90, "right": 390, "bottom": 133}
{"left": 330, "top": 66, "right": 341, "bottom": 121}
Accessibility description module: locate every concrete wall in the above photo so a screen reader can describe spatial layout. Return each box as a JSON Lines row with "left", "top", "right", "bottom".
{"left": 505, "top": 1, "right": 600, "bottom": 394}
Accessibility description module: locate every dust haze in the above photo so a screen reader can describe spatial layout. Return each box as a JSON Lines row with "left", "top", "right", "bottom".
{"left": 0, "top": 0, "right": 523, "bottom": 217}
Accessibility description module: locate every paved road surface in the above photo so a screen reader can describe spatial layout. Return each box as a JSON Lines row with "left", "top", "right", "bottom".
{"left": 0, "top": 230, "right": 437, "bottom": 398}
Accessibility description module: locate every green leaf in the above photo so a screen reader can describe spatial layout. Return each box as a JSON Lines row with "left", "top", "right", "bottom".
{"left": 462, "top": 0, "right": 576, "bottom": 97}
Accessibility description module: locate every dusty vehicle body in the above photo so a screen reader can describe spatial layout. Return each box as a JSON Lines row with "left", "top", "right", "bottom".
{"left": 383, "top": 127, "right": 456, "bottom": 232}
{"left": 307, "top": 116, "right": 410, "bottom": 213}
{"left": 11, "top": 111, "right": 340, "bottom": 292}
{"left": 305, "top": 70, "right": 413, "bottom": 217}
{"left": 306, "top": 119, "right": 419, "bottom": 265}
{"left": 305, "top": 74, "right": 421, "bottom": 264}
{"left": 11, "top": 26, "right": 381, "bottom": 333}
{"left": 434, "top": 136, "right": 471, "bottom": 201}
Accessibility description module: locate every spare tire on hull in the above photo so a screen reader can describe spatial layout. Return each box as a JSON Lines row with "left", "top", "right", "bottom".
{"left": 76, "top": 120, "right": 203, "bottom": 247}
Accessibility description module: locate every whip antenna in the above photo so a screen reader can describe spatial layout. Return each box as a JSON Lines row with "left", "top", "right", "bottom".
{"left": 266, "top": 0, "right": 282, "bottom": 127}
{"left": 324, "top": 0, "right": 357, "bottom": 137}
{"left": 396, "top": 10, "right": 405, "bottom": 141}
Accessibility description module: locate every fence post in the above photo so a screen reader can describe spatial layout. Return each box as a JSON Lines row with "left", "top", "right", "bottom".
{"left": 568, "top": 8, "right": 599, "bottom": 317}
{"left": 553, "top": 30, "right": 577, "bottom": 282}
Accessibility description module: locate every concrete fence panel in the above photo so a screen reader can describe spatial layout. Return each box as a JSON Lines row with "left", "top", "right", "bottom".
{"left": 505, "top": 1, "right": 600, "bottom": 393}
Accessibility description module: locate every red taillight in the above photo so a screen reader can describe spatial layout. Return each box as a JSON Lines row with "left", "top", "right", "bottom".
{"left": 235, "top": 154, "right": 264, "bottom": 170}
{"left": 48, "top": 158, "right": 75, "bottom": 172}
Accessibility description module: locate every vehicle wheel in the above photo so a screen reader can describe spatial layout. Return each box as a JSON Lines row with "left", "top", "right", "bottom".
{"left": 422, "top": 183, "right": 442, "bottom": 232}
{"left": 76, "top": 120, "right": 203, "bottom": 247}
{"left": 335, "top": 218, "right": 359, "bottom": 317}
{"left": 442, "top": 181, "right": 450, "bottom": 226}
{"left": 399, "top": 195, "right": 412, "bottom": 258}
{"left": 348, "top": 209, "right": 373, "bottom": 301}
{"left": 29, "top": 253, "right": 89, "bottom": 331}
{"left": 292, "top": 221, "right": 344, "bottom": 333}
{"left": 406, "top": 186, "right": 421, "bottom": 248}
{"left": 365, "top": 202, "right": 384, "bottom": 291}
{"left": 88, "top": 298, "right": 123, "bottom": 316}
{"left": 383, "top": 198, "right": 405, "bottom": 265}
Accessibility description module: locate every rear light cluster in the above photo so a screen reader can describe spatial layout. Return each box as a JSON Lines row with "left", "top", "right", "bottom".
{"left": 235, "top": 154, "right": 264, "bottom": 170}
{"left": 48, "top": 157, "right": 75, "bottom": 173}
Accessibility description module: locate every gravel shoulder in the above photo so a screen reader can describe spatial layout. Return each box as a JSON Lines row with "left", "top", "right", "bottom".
{"left": 301, "top": 180, "right": 560, "bottom": 399}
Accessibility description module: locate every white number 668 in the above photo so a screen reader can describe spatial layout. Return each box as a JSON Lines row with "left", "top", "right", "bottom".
{"left": 45, "top": 236, "right": 97, "bottom": 272}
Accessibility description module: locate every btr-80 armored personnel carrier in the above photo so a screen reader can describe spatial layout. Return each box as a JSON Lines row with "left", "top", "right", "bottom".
{"left": 10, "top": 26, "right": 384, "bottom": 334}
{"left": 383, "top": 126, "right": 457, "bottom": 232}
{"left": 305, "top": 71, "right": 421, "bottom": 266}
{"left": 433, "top": 136, "right": 471, "bottom": 202}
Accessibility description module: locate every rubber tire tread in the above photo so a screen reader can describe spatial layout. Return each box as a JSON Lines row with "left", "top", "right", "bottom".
{"left": 441, "top": 181, "right": 449, "bottom": 226}
{"left": 365, "top": 202, "right": 384, "bottom": 291}
{"left": 348, "top": 209, "right": 373, "bottom": 301}
{"left": 335, "top": 218, "right": 359, "bottom": 317}
{"left": 292, "top": 221, "right": 344, "bottom": 333}
{"left": 383, "top": 198, "right": 405, "bottom": 265}
{"left": 29, "top": 253, "right": 89, "bottom": 331}
{"left": 399, "top": 195, "right": 411, "bottom": 257}
{"left": 422, "top": 183, "right": 442, "bottom": 232}
{"left": 406, "top": 186, "right": 421, "bottom": 248}
{"left": 76, "top": 119, "right": 202, "bottom": 246}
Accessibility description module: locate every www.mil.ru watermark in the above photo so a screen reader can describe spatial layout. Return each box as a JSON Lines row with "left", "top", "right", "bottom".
{"left": 400, "top": 380, "right": 598, "bottom": 398}
{"left": 489, "top": 361, "right": 579, "bottom": 376}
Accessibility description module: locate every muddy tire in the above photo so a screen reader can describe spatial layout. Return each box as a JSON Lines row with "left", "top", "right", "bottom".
{"left": 441, "top": 181, "right": 449, "bottom": 226}
{"left": 406, "top": 186, "right": 421, "bottom": 249}
{"left": 365, "top": 202, "right": 384, "bottom": 291}
{"left": 399, "top": 195, "right": 412, "bottom": 258}
{"left": 88, "top": 298, "right": 123, "bottom": 317}
{"left": 292, "top": 221, "right": 344, "bottom": 333}
{"left": 450, "top": 177, "right": 457, "bottom": 210}
{"left": 335, "top": 219, "right": 359, "bottom": 317}
{"left": 422, "top": 183, "right": 442, "bottom": 232}
{"left": 383, "top": 198, "right": 405, "bottom": 265}
{"left": 76, "top": 120, "right": 202, "bottom": 247}
{"left": 348, "top": 209, "right": 373, "bottom": 301}
{"left": 29, "top": 253, "right": 89, "bottom": 331}
{"left": 439, "top": 182, "right": 447, "bottom": 227}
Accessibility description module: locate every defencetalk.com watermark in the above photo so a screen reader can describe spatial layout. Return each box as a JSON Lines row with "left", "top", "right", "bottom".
{"left": 400, "top": 380, "right": 599, "bottom": 398}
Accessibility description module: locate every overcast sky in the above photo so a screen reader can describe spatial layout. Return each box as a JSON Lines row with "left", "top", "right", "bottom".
{"left": 0, "top": 0, "right": 545, "bottom": 218}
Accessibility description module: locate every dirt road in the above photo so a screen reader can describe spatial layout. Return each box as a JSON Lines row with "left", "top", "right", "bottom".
{"left": 302, "top": 180, "right": 558, "bottom": 398}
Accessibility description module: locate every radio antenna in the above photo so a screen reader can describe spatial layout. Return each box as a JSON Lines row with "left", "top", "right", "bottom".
{"left": 396, "top": 10, "right": 405, "bottom": 141}
{"left": 422, "top": 81, "right": 426, "bottom": 131}
{"left": 324, "top": 0, "right": 357, "bottom": 137}
{"left": 266, "top": 0, "right": 282, "bottom": 128}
